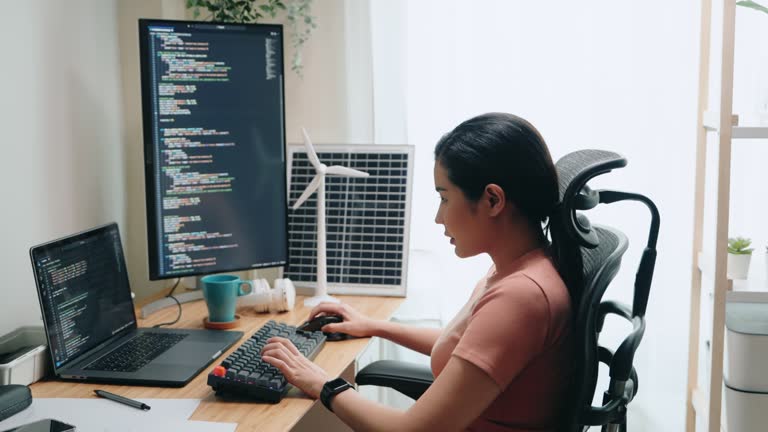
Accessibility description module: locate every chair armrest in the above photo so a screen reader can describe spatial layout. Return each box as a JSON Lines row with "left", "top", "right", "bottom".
{"left": 597, "top": 301, "right": 646, "bottom": 382}
{"left": 355, "top": 360, "right": 434, "bottom": 400}
{"left": 596, "top": 300, "right": 632, "bottom": 332}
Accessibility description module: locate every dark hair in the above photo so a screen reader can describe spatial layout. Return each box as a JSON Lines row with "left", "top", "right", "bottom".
{"left": 434, "top": 112, "right": 583, "bottom": 301}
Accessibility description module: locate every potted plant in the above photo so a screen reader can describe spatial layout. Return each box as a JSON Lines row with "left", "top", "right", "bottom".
{"left": 728, "top": 237, "right": 754, "bottom": 279}
{"left": 186, "top": 0, "right": 316, "bottom": 78}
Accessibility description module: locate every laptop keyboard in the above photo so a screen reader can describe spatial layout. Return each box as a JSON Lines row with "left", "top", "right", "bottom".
{"left": 85, "top": 332, "right": 188, "bottom": 372}
{"left": 207, "top": 320, "right": 326, "bottom": 402}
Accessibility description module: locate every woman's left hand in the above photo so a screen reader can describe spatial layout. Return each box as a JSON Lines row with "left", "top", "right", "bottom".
{"left": 261, "top": 337, "right": 330, "bottom": 399}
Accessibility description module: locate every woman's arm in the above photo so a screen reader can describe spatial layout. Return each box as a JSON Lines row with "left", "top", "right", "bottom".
{"left": 371, "top": 321, "right": 442, "bottom": 356}
{"left": 308, "top": 302, "right": 442, "bottom": 355}
{"left": 332, "top": 355, "right": 500, "bottom": 432}
{"left": 262, "top": 338, "right": 501, "bottom": 432}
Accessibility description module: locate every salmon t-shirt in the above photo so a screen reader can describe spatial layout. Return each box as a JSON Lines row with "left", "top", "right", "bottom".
{"left": 430, "top": 248, "right": 573, "bottom": 431}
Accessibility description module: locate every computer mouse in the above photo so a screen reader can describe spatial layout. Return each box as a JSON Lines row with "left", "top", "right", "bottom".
{"left": 297, "top": 315, "right": 350, "bottom": 341}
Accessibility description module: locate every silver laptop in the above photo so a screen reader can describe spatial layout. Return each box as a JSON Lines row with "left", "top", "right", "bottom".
{"left": 29, "top": 222, "right": 242, "bottom": 387}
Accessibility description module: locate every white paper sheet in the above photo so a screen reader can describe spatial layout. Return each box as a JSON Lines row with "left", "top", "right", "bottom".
{"left": 0, "top": 398, "right": 236, "bottom": 432}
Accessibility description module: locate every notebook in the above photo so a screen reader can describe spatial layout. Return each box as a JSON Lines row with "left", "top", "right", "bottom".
{"left": 29, "top": 222, "right": 242, "bottom": 387}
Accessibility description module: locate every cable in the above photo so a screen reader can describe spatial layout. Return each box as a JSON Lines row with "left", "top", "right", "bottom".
{"left": 166, "top": 277, "right": 182, "bottom": 297}
{"left": 152, "top": 278, "right": 182, "bottom": 328}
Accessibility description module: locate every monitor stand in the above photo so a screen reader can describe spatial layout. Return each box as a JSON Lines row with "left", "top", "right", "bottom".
{"left": 139, "top": 277, "right": 204, "bottom": 319}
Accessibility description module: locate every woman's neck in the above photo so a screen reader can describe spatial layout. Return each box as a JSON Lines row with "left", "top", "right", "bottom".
{"left": 487, "top": 221, "right": 542, "bottom": 279}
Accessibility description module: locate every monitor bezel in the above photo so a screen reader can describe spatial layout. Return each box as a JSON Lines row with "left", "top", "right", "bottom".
{"left": 138, "top": 18, "right": 289, "bottom": 281}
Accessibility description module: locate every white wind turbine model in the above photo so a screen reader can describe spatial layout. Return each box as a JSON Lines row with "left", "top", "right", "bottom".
{"left": 292, "top": 128, "right": 370, "bottom": 307}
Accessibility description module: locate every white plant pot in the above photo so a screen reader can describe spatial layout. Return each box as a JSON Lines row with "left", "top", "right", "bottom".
{"left": 728, "top": 253, "right": 752, "bottom": 280}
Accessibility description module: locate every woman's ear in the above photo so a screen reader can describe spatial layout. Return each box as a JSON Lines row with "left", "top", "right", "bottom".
{"left": 484, "top": 184, "right": 505, "bottom": 217}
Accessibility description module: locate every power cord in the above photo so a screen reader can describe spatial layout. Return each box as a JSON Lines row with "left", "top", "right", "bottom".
{"left": 152, "top": 278, "right": 182, "bottom": 328}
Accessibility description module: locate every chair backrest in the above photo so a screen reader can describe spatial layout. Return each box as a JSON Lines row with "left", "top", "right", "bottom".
{"left": 573, "top": 225, "right": 628, "bottom": 423}
{"left": 553, "top": 150, "right": 659, "bottom": 430}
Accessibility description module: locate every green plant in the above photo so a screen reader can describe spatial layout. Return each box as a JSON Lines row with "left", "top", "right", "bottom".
{"left": 737, "top": 1, "right": 768, "bottom": 15}
{"left": 728, "top": 237, "right": 754, "bottom": 255}
{"left": 186, "top": 0, "right": 317, "bottom": 78}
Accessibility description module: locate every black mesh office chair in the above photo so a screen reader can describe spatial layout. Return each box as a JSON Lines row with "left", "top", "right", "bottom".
{"left": 355, "top": 150, "right": 660, "bottom": 432}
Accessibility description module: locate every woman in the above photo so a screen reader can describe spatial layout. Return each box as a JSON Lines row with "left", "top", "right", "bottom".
{"left": 261, "top": 113, "right": 583, "bottom": 431}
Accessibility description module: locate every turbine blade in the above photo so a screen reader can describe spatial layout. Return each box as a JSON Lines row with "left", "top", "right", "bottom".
{"left": 292, "top": 175, "right": 322, "bottom": 209}
{"left": 301, "top": 127, "right": 322, "bottom": 169}
{"left": 325, "top": 165, "right": 370, "bottom": 177}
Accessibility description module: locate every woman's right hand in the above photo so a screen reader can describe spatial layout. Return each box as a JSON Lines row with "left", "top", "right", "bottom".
{"left": 308, "top": 302, "right": 379, "bottom": 337}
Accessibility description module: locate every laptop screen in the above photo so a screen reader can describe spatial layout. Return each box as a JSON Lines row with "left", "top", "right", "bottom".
{"left": 30, "top": 223, "right": 136, "bottom": 371}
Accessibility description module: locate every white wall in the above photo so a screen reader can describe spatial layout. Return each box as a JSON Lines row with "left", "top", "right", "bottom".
{"left": 0, "top": 1, "right": 125, "bottom": 335}
{"left": 284, "top": 0, "right": 374, "bottom": 145}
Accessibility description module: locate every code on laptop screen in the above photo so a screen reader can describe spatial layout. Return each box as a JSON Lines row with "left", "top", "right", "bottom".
{"left": 31, "top": 224, "right": 135, "bottom": 370}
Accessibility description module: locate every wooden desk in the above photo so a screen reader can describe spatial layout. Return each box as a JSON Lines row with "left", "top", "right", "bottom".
{"left": 30, "top": 294, "right": 403, "bottom": 431}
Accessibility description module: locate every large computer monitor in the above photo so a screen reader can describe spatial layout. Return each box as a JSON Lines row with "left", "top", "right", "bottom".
{"left": 138, "top": 19, "right": 288, "bottom": 280}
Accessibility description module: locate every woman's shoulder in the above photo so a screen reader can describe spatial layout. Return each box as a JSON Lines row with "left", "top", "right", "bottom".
{"left": 480, "top": 273, "right": 548, "bottom": 313}
{"left": 483, "top": 249, "right": 571, "bottom": 315}
{"left": 489, "top": 248, "right": 564, "bottom": 289}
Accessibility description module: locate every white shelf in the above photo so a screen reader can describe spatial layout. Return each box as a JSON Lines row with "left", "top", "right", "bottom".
{"left": 697, "top": 251, "right": 733, "bottom": 283}
{"left": 697, "top": 251, "right": 768, "bottom": 290}
{"left": 703, "top": 111, "right": 768, "bottom": 139}
{"left": 688, "top": 3, "right": 758, "bottom": 431}
{"left": 693, "top": 387, "right": 706, "bottom": 414}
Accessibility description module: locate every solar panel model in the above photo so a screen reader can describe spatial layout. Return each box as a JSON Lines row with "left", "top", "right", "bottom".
{"left": 285, "top": 144, "right": 414, "bottom": 297}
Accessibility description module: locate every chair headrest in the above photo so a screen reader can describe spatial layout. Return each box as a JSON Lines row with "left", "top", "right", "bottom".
{"left": 554, "top": 150, "right": 627, "bottom": 248}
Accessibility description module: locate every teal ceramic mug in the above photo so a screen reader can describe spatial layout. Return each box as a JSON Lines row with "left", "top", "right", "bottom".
{"left": 201, "top": 274, "right": 254, "bottom": 323}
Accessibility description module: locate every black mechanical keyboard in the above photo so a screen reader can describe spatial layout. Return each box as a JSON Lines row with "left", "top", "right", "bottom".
{"left": 86, "top": 332, "right": 188, "bottom": 372}
{"left": 207, "top": 320, "right": 326, "bottom": 402}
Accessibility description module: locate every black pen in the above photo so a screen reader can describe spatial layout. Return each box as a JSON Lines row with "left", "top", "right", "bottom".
{"left": 94, "top": 389, "right": 151, "bottom": 411}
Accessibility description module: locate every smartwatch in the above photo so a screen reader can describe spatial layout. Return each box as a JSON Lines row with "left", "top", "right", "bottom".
{"left": 320, "top": 377, "right": 353, "bottom": 412}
